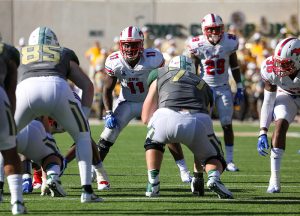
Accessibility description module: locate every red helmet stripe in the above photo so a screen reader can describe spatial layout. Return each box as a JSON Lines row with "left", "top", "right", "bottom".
{"left": 128, "top": 26, "right": 133, "bottom": 38}
{"left": 277, "top": 38, "right": 297, "bottom": 56}
{"left": 211, "top": 14, "right": 215, "bottom": 23}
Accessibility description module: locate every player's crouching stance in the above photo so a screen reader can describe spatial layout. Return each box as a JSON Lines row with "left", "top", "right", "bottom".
{"left": 16, "top": 117, "right": 66, "bottom": 197}
{"left": 142, "top": 55, "right": 233, "bottom": 199}
{"left": 257, "top": 38, "right": 300, "bottom": 193}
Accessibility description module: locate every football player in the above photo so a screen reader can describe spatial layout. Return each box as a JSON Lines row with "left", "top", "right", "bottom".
{"left": 14, "top": 27, "right": 101, "bottom": 203}
{"left": 97, "top": 26, "right": 192, "bottom": 189}
{"left": 0, "top": 41, "right": 26, "bottom": 214}
{"left": 142, "top": 55, "right": 233, "bottom": 199}
{"left": 17, "top": 117, "right": 66, "bottom": 197}
{"left": 188, "top": 13, "right": 244, "bottom": 172}
{"left": 257, "top": 37, "right": 300, "bottom": 193}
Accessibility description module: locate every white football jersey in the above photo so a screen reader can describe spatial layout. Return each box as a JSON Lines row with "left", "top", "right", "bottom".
{"left": 188, "top": 33, "right": 239, "bottom": 87}
{"left": 105, "top": 48, "right": 164, "bottom": 102}
{"left": 261, "top": 56, "right": 300, "bottom": 95}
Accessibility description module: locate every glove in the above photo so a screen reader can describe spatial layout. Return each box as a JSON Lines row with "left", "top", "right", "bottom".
{"left": 233, "top": 87, "right": 244, "bottom": 106}
{"left": 105, "top": 111, "right": 117, "bottom": 129}
{"left": 257, "top": 134, "right": 269, "bottom": 156}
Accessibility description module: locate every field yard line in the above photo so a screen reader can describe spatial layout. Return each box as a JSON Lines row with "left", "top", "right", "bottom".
{"left": 215, "top": 132, "right": 300, "bottom": 137}
{"left": 21, "top": 197, "right": 300, "bottom": 203}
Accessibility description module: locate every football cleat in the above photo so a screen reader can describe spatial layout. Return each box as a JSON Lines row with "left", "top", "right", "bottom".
{"left": 11, "top": 201, "right": 27, "bottom": 215}
{"left": 191, "top": 177, "right": 205, "bottom": 196}
{"left": 40, "top": 181, "right": 51, "bottom": 196}
{"left": 145, "top": 182, "right": 160, "bottom": 197}
{"left": 98, "top": 181, "right": 110, "bottom": 191}
{"left": 81, "top": 192, "right": 103, "bottom": 203}
{"left": 32, "top": 169, "right": 42, "bottom": 189}
{"left": 267, "top": 179, "right": 281, "bottom": 193}
{"left": 207, "top": 177, "right": 233, "bottom": 199}
{"left": 22, "top": 178, "right": 33, "bottom": 194}
{"left": 180, "top": 170, "right": 192, "bottom": 183}
{"left": 226, "top": 162, "right": 239, "bottom": 172}
{"left": 46, "top": 174, "right": 66, "bottom": 197}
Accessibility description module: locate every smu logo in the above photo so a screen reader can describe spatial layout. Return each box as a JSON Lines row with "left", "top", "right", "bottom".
{"left": 291, "top": 48, "right": 300, "bottom": 55}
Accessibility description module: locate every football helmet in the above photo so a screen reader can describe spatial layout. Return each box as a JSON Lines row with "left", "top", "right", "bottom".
{"left": 119, "top": 26, "right": 144, "bottom": 61}
{"left": 28, "top": 27, "right": 59, "bottom": 46}
{"left": 273, "top": 37, "right": 300, "bottom": 77}
{"left": 168, "top": 55, "right": 196, "bottom": 74}
{"left": 201, "top": 13, "right": 224, "bottom": 44}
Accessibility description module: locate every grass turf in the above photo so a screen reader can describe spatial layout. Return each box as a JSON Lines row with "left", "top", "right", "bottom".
{"left": 1, "top": 120, "right": 300, "bottom": 215}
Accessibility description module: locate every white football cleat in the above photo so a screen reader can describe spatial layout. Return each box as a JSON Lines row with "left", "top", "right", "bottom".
{"left": 207, "top": 177, "right": 233, "bottom": 199}
{"left": 81, "top": 192, "right": 103, "bottom": 203}
{"left": 98, "top": 181, "right": 110, "bottom": 191}
{"left": 41, "top": 181, "right": 51, "bottom": 196}
{"left": 180, "top": 170, "right": 192, "bottom": 183}
{"left": 267, "top": 176, "right": 281, "bottom": 193}
{"left": 145, "top": 182, "right": 160, "bottom": 197}
{"left": 226, "top": 162, "right": 239, "bottom": 172}
{"left": 11, "top": 201, "right": 27, "bottom": 215}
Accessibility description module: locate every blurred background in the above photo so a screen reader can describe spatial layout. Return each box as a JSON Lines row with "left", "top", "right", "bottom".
{"left": 1, "top": 0, "right": 299, "bottom": 121}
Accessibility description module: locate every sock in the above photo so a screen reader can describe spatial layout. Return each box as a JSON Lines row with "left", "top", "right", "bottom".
{"left": 225, "top": 145, "right": 234, "bottom": 163}
{"left": 93, "top": 162, "right": 109, "bottom": 182}
{"left": 193, "top": 172, "right": 203, "bottom": 178}
{"left": 175, "top": 159, "right": 188, "bottom": 172}
{"left": 0, "top": 153, "right": 4, "bottom": 182}
{"left": 270, "top": 148, "right": 284, "bottom": 184}
{"left": 7, "top": 174, "right": 23, "bottom": 204}
{"left": 45, "top": 163, "right": 61, "bottom": 177}
{"left": 22, "top": 173, "right": 31, "bottom": 179}
{"left": 207, "top": 169, "right": 220, "bottom": 180}
{"left": 148, "top": 169, "right": 159, "bottom": 184}
{"left": 75, "top": 136, "right": 93, "bottom": 186}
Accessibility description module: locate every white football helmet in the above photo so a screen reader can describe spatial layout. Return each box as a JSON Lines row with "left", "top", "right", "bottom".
{"left": 201, "top": 13, "right": 224, "bottom": 44}
{"left": 28, "top": 27, "right": 59, "bottom": 46}
{"left": 168, "top": 55, "right": 196, "bottom": 74}
{"left": 273, "top": 37, "right": 300, "bottom": 77}
{"left": 119, "top": 26, "right": 144, "bottom": 61}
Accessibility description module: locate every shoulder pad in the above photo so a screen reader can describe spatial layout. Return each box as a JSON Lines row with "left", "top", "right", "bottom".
{"left": 2, "top": 43, "right": 20, "bottom": 66}
{"left": 105, "top": 51, "right": 121, "bottom": 76}
{"left": 63, "top": 47, "right": 79, "bottom": 65}
{"left": 260, "top": 56, "right": 276, "bottom": 83}
{"left": 223, "top": 33, "right": 239, "bottom": 52}
{"left": 143, "top": 48, "right": 164, "bottom": 68}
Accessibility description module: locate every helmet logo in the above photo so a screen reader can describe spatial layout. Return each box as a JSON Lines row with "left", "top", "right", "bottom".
{"left": 291, "top": 48, "right": 300, "bottom": 55}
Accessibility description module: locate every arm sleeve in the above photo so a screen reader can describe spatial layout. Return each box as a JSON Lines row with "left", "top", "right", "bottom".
{"left": 260, "top": 89, "right": 276, "bottom": 130}
{"left": 147, "top": 69, "right": 158, "bottom": 87}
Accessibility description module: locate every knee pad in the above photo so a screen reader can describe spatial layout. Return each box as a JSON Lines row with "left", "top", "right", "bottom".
{"left": 144, "top": 138, "right": 165, "bottom": 153}
{"left": 97, "top": 138, "right": 114, "bottom": 153}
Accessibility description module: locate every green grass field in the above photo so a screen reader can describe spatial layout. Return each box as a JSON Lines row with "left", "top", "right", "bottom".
{"left": 1, "top": 120, "right": 300, "bottom": 215}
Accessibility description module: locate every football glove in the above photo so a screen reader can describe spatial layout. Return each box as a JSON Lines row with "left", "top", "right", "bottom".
{"left": 233, "top": 87, "right": 244, "bottom": 106}
{"left": 257, "top": 134, "right": 269, "bottom": 156}
{"left": 105, "top": 111, "right": 117, "bottom": 129}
